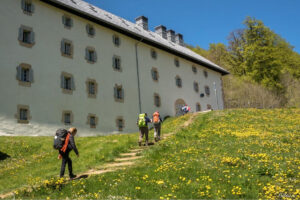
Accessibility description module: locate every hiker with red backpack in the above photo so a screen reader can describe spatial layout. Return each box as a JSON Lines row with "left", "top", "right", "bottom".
{"left": 53, "top": 127, "right": 79, "bottom": 179}
{"left": 152, "top": 111, "right": 162, "bottom": 142}
{"left": 137, "top": 113, "right": 152, "bottom": 146}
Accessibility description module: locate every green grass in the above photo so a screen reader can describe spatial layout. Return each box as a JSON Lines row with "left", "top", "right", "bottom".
{"left": 0, "top": 115, "right": 189, "bottom": 195}
{"left": 4, "top": 109, "right": 300, "bottom": 199}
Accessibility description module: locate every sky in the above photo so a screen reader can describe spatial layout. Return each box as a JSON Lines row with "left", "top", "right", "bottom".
{"left": 86, "top": 0, "right": 300, "bottom": 53}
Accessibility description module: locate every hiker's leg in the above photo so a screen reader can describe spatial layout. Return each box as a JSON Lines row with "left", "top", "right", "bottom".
{"left": 157, "top": 123, "right": 161, "bottom": 140}
{"left": 138, "top": 128, "right": 144, "bottom": 146}
{"left": 60, "top": 152, "right": 67, "bottom": 177}
{"left": 145, "top": 128, "right": 149, "bottom": 145}
{"left": 65, "top": 151, "right": 73, "bottom": 177}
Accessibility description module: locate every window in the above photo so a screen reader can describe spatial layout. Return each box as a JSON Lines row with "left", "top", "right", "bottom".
{"left": 154, "top": 93, "right": 161, "bottom": 107}
{"left": 112, "top": 56, "right": 121, "bottom": 71}
{"left": 205, "top": 85, "right": 210, "bottom": 96}
{"left": 16, "top": 63, "right": 33, "bottom": 87}
{"left": 203, "top": 70, "right": 208, "bottom": 78}
{"left": 62, "top": 111, "right": 73, "bottom": 125}
{"left": 61, "top": 39, "right": 73, "bottom": 58}
{"left": 151, "top": 49, "right": 157, "bottom": 59}
{"left": 62, "top": 15, "right": 73, "bottom": 29}
{"left": 207, "top": 104, "right": 212, "bottom": 110}
{"left": 151, "top": 68, "right": 159, "bottom": 81}
{"left": 193, "top": 82, "right": 199, "bottom": 93}
{"left": 116, "top": 117, "right": 124, "bottom": 131}
{"left": 86, "top": 79, "right": 98, "bottom": 98}
{"left": 114, "top": 84, "right": 124, "bottom": 102}
{"left": 18, "top": 25, "right": 35, "bottom": 48}
{"left": 86, "top": 24, "right": 95, "bottom": 37}
{"left": 61, "top": 72, "right": 75, "bottom": 94}
{"left": 196, "top": 103, "right": 201, "bottom": 112}
{"left": 87, "top": 114, "right": 98, "bottom": 128}
{"left": 174, "top": 58, "right": 180, "bottom": 67}
{"left": 175, "top": 76, "right": 182, "bottom": 88}
{"left": 85, "top": 47, "right": 97, "bottom": 63}
{"left": 112, "top": 35, "right": 120, "bottom": 47}
{"left": 16, "top": 105, "right": 31, "bottom": 124}
{"left": 192, "top": 65, "right": 197, "bottom": 74}
{"left": 21, "top": 0, "right": 34, "bottom": 15}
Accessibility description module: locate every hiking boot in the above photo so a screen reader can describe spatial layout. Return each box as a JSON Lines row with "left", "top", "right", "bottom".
{"left": 70, "top": 174, "right": 77, "bottom": 180}
{"left": 138, "top": 142, "right": 142, "bottom": 146}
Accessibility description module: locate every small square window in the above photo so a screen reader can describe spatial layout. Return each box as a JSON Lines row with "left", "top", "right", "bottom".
{"left": 114, "top": 85, "right": 124, "bottom": 102}
{"left": 86, "top": 79, "right": 97, "bottom": 98}
{"left": 18, "top": 26, "right": 35, "bottom": 48}
{"left": 89, "top": 82, "right": 95, "bottom": 95}
{"left": 63, "top": 15, "right": 73, "bottom": 28}
{"left": 112, "top": 56, "right": 121, "bottom": 71}
{"left": 193, "top": 82, "right": 199, "bottom": 93}
{"left": 174, "top": 58, "right": 180, "bottom": 67}
{"left": 85, "top": 47, "right": 97, "bottom": 63}
{"left": 116, "top": 117, "right": 124, "bottom": 131}
{"left": 113, "top": 35, "right": 120, "bottom": 46}
{"left": 151, "top": 68, "right": 159, "bottom": 81}
{"left": 175, "top": 76, "right": 182, "bottom": 88}
{"left": 64, "top": 77, "right": 72, "bottom": 90}
{"left": 22, "top": 0, "right": 34, "bottom": 15}
{"left": 64, "top": 113, "right": 71, "bottom": 124}
{"left": 61, "top": 72, "right": 75, "bottom": 94}
{"left": 154, "top": 93, "right": 161, "bottom": 107}
{"left": 61, "top": 39, "right": 73, "bottom": 58}
{"left": 192, "top": 66, "right": 197, "bottom": 74}
{"left": 16, "top": 105, "right": 31, "bottom": 124}
{"left": 204, "top": 70, "right": 208, "bottom": 78}
{"left": 16, "top": 63, "right": 33, "bottom": 87}
{"left": 86, "top": 24, "right": 95, "bottom": 36}
{"left": 196, "top": 103, "right": 201, "bottom": 112}
{"left": 90, "top": 116, "right": 96, "bottom": 126}
{"left": 151, "top": 49, "right": 157, "bottom": 59}
{"left": 205, "top": 86, "right": 210, "bottom": 96}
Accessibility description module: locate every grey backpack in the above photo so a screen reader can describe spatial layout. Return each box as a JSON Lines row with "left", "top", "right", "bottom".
{"left": 53, "top": 129, "right": 68, "bottom": 150}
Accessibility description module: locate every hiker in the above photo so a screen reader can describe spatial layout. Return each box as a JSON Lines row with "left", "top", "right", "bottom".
{"left": 152, "top": 111, "right": 162, "bottom": 142}
{"left": 181, "top": 105, "right": 190, "bottom": 115}
{"left": 137, "top": 113, "right": 152, "bottom": 146}
{"left": 58, "top": 127, "right": 79, "bottom": 179}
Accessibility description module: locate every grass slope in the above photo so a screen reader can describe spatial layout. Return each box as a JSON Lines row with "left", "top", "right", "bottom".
{"left": 7, "top": 109, "right": 300, "bottom": 199}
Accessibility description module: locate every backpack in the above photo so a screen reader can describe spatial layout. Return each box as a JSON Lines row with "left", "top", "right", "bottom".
{"left": 53, "top": 129, "right": 68, "bottom": 150}
{"left": 138, "top": 113, "right": 147, "bottom": 128}
{"left": 153, "top": 112, "right": 160, "bottom": 124}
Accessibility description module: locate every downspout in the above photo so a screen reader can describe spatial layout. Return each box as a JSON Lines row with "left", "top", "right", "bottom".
{"left": 135, "top": 38, "right": 144, "bottom": 114}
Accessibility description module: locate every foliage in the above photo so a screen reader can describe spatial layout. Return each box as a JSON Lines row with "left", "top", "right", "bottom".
{"left": 15, "top": 109, "right": 300, "bottom": 199}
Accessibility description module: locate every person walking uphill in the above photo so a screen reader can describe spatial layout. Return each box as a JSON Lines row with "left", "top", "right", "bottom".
{"left": 58, "top": 127, "right": 79, "bottom": 179}
{"left": 153, "top": 111, "right": 162, "bottom": 142}
{"left": 137, "top": 113, "right": 151, "bottom": 146}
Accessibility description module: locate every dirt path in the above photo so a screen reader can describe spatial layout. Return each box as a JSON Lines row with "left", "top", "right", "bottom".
{"left": 0, "top": 111, "right": 208, "bottom": 199}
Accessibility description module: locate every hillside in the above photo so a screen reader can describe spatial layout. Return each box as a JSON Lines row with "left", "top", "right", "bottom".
{"left": 2, "top": 109, "right": 300, "bottom": 199}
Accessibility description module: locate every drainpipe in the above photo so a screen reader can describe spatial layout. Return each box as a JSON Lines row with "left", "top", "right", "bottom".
{"left": 213, "top": 81, "right": 219, "bottom": 110}
{"left": 135, "top": 38, "right": 144, "bottom": 114}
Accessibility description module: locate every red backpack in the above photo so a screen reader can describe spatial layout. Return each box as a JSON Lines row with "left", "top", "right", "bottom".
{"left": 153, "top": 112, "right": 160, "bottom": 124}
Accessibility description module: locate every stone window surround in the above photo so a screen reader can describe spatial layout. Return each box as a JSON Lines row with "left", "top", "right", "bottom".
{"left": 192, "top": 65, "right": 197, "bottom": 74}
{"left": 86, "top": 113, "right": 98, "bottom": 128}
{"left": 86, "top": 24, "right": 95, "bottom": 37}
{"left": 15, "top": 104, "right": 32, "bottom": 124}
{"left": 16, "top": 63, "right": 33, "bottom": 87}
{"left": 61, "top": 71, "right": 75, "bottom": 95}
{"left": 115, "top": 116, "right": 125, "bottom": 131}
{"left": 21, "top": 0, "right": 34, "bottom": 15}
{"left": 114, "top": 84, "right": 124, "bottom": 103}
{"left": 174, "top": 58, "right": 180, "bottom": 67}
{"left": 61, "top": 110, "right": 74, "bottom": 125}
{"left": 153, "top": 93, "right": 161, "bottom": 107}
{"left": 151, "top": 49, "right": 157, "bottom": 59}
{"left": 196, "top": 103, "right": 201, "bottom": 112}
{"left": 86, "top": 78, "right": 98, "bottom": 98}
{"left": 193, "top": 81, "right": 199, "bottom": 93}
{"left": 112, "top": 34, "right": 120, "bottom": 47}
{"left": 175, "top": 75, "right": 182, "bottom": 88}
{"left": 61, "top": 39, "right": 74, "bottom": 59}
{"left": 151, "top": 67, "right": 159, "bottom": 82}
{"left": 112, "top": 55, "right": 122, "bottom": 72}
{"left": 18, "top": 25, "right": 35, "bottom": 48}
{"left": 62, "top": 14, "right": 73, "bottom": 29}
{"left": 85, "top": 46, "right": 97, "bottom": 64}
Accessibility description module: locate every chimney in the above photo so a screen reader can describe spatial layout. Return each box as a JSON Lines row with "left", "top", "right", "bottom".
{"left": 175, "top": 33, "right": 184, "bottom": 46}
{"left": 155, "top": 25, "right": 167, "bottom": 39}
{"left": 135, "top": 16, "right": 148, "bottom": 30}
{"left": 167, "top": 29, "right": 175, "bottom": 42}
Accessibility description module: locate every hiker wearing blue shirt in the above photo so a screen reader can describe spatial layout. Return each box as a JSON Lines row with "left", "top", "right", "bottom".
{"left": 137, "top": 113, "right": 152, "bottom": 146}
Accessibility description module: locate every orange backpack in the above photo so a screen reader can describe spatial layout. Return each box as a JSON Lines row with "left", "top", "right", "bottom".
{"left": 153, "top": 112, "right": 160, "bottom": 123}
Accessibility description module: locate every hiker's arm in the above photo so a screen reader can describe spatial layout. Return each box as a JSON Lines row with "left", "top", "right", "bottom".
{"left": 69, "top": 136, "right": 79, "bottom": 155}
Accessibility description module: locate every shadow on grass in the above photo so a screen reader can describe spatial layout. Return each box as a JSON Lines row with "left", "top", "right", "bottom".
{"left": 0, "top": 151, "right": 10, "bottom": 161}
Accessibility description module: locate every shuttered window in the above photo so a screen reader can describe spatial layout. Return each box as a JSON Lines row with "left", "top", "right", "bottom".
{"left": 61, "top": 39, "right": 73, "bottom": 58}
{"left": 16, "top": 63, "right": 34, "bottom": 86}
{"left": 151, "top": 68, "right": 159, "bottom": 81}
{"left": 154, "top": 93, "right": 161, "bottom": 107}
{"left": 16, "top": 105, "right": 31, "bottom": 124}
{"left": 18, "top": 26, "right": 35, "bottom": 47}
{"left": 62, "top": 15, "right": 73, "bottom": 28}
{"left": 193, "top": 82, "right": 199, "bottom": 92}
{"left": 21, "top": 0, "right": 34, "bottom": 14}
{"left": 114, "top": 85, "right": 124, "bottom": 102}
{"left": 85, "top": 47, "right": 97, "bottom": 63}
{"left": 196, "top": 103, "right": 201, "bottom": 112}
{"left": 175, "top": 76, "right": 182, "bottom": 88}
{"left": 61, "top": 72, "right": 75, "bottom": 94}
{"left": 205, "top": 86, "right": 210, "bottom": 96}
{"left": 112, "top": 56, "right": 121, "bottom": 71}
{"left": 86, "top": 24, "right": 95, "bottom": 36}
{"left": 113, "top": 35, "right": 120, "bottom": 46}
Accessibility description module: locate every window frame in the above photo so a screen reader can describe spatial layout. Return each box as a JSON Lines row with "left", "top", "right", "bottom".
{"left": 203, "top": 70, "right": 208, "bottom": 78}
{"left": 116, "top": 117, "right": 124, "bottom": 131}
{"left": 174, "top": 58, "right": 180, "bottom": 67}
{"left": 86, "top": 24, "right": 95, "bottom": 37}
{"left": 86, "top": 78, "right": 98, "bottom": 98}
{"left": 62, "top": 110, "right": 74, "bottom": 125}
{"left": 112, "top": 34, "right": 120, "bottom": 47}
{"left": 193, "top": 81, "right": 199, "bottom": 93}
{"left": 21, "top": 0, "right": 34, "bottom": 15}
{"left": 192, "top": 65, "right": 197, "bottom": 74}
{"left": 114, "top": 84, "right": 124, "bottom": 103}
{"left": 175, "top": 75, "right": 182, "bottom": 88}
{"left": 87, "top": 113, "right": 98, "bottom": 128}
{"left": 16, "top": 63, "right": 34, "bottom": 87}
{"left": 18, "top": 25, "right": 35, "bottom": 48}
{"left": 85, "top": 47, "right": 97, "bottom": 63}
{"left": 112, "top": 55, "right": 122, "bottom": 72}
{"left": 196, "top": 103, "right": 201, "bottom": 112}
{"left": 151, "top": 67, "right": 159, "bottom": 82}
{"left": 151, "top": 49, "right": 157, "bottom": 59}
{"left": 154, "top": 93, "right": 161, "bottom": 107}
{"left": 62, "top": 15, "right": 73, "bottom": 29}
{"left": 61, "top": 39, "right": 73, "bottom": 58}
{"left": 205, "top": 85, "right": 210, "bottom": 96}
{"left": 61, "top": 72, "right": 75, "bottom": 94}
{"left": 15, "top": 105, "right": 31, "bottom": 124}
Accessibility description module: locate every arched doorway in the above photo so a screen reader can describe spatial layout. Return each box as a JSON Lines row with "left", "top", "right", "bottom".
{"left": 174, "top": 98, "right": 186, "bottom": 116}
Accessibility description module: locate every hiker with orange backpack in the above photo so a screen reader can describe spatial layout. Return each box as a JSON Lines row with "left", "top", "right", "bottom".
{"left": 54, "top": 127, "right": 79, "bottom": 179}
{"left": 152, "top": 111, "right": 162, "bottom": 142}
{"left": 137, "top": 113, "right": 152, "bottom": 146}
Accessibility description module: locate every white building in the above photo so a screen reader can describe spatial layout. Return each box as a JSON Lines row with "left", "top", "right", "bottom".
{"left": 0, "top": 0, "right": 229, "bottom": 136}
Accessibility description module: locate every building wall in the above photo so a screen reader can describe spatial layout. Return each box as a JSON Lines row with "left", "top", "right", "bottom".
{"left": 0, "top": 0, "right": 224, "bottom": 136}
